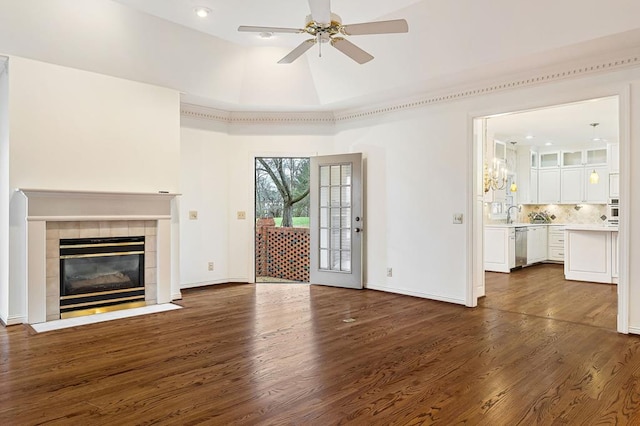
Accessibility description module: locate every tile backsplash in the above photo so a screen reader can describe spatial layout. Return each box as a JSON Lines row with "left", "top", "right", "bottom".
{"left": 486, "top": 204, "right": 608, "bottom": 224}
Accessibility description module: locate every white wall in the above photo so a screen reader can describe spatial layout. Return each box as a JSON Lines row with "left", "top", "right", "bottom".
{"left": 180, "top": 125, "right": 231, "bottom": 287}
{"left": 2, "top": 56, "right": 181, "bottom": 324}
{"left": 179, "top": 119, "right": 335, "bottom": 287}
{"left": 8, "top": 56, "right": 180, "bottom": 192}
{"left": 179, "top": 65, "right": 640, "bottom": 333}
{"left": 335, "top": 106, "right": 470, "bottom": 303}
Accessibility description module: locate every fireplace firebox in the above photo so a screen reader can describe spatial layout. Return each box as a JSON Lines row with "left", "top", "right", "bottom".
{"left": 59, "top": 236, "right": 145, "bottom": 318}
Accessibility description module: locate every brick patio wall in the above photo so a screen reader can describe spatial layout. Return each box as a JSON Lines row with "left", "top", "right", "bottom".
{"left": 256, "top": 219, "right": 310, "bottom": 282}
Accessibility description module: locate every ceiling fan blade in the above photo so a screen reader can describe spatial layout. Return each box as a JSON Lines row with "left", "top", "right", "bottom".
{"left": 330, "top": 37, "right": 374, "bottom": 64}
{"left": 308, "top": 0, "right": 331, "bottom": 24}
{"left": 341, "top": 19, "right": 409, "bottom": 36}
{"left": 278, "top": 39, "right": 316, "bottom": 64}
{"left": 238, "top": 25, "right": 304, "bottom": 34}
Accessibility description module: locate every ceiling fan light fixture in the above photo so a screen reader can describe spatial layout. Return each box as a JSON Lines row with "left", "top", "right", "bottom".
{"left": 238, "top": 1, "right": 408, "bottom": 64}
{"left": 194, "top": 6, "right": 211, "bottom": 18}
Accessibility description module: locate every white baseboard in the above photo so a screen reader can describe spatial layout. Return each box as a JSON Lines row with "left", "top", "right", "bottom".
{"left": 181, "top": 278, "right": 248, "bottom": 289}
{"left": 4, "top": 315, "right": 26, "bottom": 326}
{"left": 365, "top": 283, "right": 466, "bottom": 306}
{"left": 627, "top": 326, "right": 640, "bottom": 335}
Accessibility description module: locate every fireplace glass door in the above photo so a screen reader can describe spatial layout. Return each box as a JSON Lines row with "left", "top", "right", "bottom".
{"left": 59, "top": 236, "right": 145, "bottom": 318}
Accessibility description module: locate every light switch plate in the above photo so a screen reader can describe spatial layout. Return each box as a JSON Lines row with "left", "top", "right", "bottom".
{"left": 189, "top": 210, "right": 198, "bottom": 220}
{"left": 453, "top": 213, "right": 463, "bottom": 224}
{"left": 237, "top": 211, "right": 246, "bottom": 220}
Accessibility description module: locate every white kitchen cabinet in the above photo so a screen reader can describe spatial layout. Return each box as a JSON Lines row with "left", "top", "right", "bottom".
{"left": 585, "top": 166, "right": 609, "bottom": 203}
{"left": 564, "top": 227, "right": 615, "bottom": 284}
{"left": 586, "top": 148, "right": 607, "bottom": 165}
{"left": 560, "top": 168, "right": 583, "bottom": 203}
{"left": 539, "top": 152, "right": 560, "bottom": 168}
{"left": 530, "top": 169, "right": 539, "bottom": 204}
{"left": 527, "top": 226, "right": 548, "bottom": 264}
{"left": 609, "top": 173, "right": 619, "bottom": 198}
{"left": 547, "top": 225, "right": 565, "bottom": 262}
{"left": 560, "top": 165, "right": 609, "bottom": 204}
{"left": 538, "top": 169, "right": 561, "bottom": 204}
{"left": 484, "top": 227, "right": 515, "bottom": 273}
{"left": 562, "top": 150, "right": 583, "bottom": 167}
{"left": 516, "top": 147, "right": 538, "bottom": 204}
{"left": 608, "top": 143, "right": 620, "bottom": 173}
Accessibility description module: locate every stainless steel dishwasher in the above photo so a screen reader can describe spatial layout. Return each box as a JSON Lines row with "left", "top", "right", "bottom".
{"left": 515, "top": 227, "right": 528, "bottom": 267}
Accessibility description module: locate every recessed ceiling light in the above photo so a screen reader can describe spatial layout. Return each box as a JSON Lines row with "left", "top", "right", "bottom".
{"left": 545, "top": 142, "right": 553, "bottom": 146}
{"left": 525, "top": 135, "right": 534, "bottom": 140}
{"left": 194, "top": 6, "right": 211, "bottom": 18}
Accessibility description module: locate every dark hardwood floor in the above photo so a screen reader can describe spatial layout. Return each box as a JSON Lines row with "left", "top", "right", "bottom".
{"left": 1, "top": 265, "right": 637, "bottom": 424}
{"left": 483, "top": 263, "right": 618, "bottom": 330}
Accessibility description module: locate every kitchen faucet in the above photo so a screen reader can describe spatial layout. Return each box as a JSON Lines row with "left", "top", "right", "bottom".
{"left": 506, "top": 205, "right": 521, "bottom": 224}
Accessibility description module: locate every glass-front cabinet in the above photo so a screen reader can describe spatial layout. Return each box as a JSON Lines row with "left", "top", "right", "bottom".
{"left": 539, "top": 151, "right": 559, "bottom": 168}
{"left": 586, "top": 148, "right": 607, "bottom": 165}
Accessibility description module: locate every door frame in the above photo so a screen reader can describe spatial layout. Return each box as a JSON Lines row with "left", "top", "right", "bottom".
{"left": 470, "top": 86, "right": 631, "bottom": 334}
{"left": 249, "top": 151, "right": 317, "bottom": 284}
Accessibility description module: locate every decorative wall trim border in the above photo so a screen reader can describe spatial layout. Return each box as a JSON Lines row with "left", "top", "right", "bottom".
{"left": 335, "top": 53, "right": 640, "bottom": 122}
{"left": 181, "top": 103, "right": 335, "bottom": 125}
{"left": 180, "top": 104, "right": 230, "bottom": 123}
{"left": 180, "top": 50, "right": 640, "bottom": 126}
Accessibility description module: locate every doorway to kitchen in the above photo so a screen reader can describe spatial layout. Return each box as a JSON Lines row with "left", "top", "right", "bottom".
{"left": 474, "top": 95, "right": 624, "bottom": 332}
{"left": 254, "top": 157, "right": 310, "bottom": 283}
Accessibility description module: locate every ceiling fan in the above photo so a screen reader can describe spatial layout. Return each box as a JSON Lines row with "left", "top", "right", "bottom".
{"left": 238, "top": 0, "right": 409, "bottom": 64}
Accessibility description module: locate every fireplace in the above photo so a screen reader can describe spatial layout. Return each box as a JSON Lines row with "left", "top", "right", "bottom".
{"left": 59, "top": 236, "right": 146, "bottom": 318}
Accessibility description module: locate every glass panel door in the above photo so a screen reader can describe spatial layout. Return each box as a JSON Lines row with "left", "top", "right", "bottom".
{"left": 310, "top": 153, "right": 362, "bottom": 289}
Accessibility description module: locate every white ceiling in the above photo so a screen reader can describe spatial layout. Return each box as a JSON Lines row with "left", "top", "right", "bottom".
{"left": 488, "top": 96, "right": 619, "bottom": 149}
{"left": 1, "top": 0, "right": 640, "bottom": 115}
{"left": 112, "top": 0, "right": 423, "bottom": 47}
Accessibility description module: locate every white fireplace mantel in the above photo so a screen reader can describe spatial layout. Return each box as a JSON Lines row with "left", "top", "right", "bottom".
{"left": 15, "top": 189, "right": 181, "bottom": 325}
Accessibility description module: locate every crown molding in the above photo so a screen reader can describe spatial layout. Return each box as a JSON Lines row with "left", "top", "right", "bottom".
{"left": 181, "top": 103, "right": 335, "bottom": 126}
{"left": 335, "top": 50, "right": 640, "bottom": 122}
{"left": 181, "top": 49, "right": 640, "bottom": 127}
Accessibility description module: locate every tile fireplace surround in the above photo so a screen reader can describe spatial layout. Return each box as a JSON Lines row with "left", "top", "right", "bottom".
{"left": 15, "top": 189, "right": 180, "bottom": 325}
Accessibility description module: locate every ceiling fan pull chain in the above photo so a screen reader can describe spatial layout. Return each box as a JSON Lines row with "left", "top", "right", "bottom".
{"left": 318, "top": 33, "right": 322, "bottom": 57}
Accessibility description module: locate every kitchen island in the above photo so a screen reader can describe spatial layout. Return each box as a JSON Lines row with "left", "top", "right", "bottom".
{"left": 564, "top": 225, "right": 619, "bottom": 284}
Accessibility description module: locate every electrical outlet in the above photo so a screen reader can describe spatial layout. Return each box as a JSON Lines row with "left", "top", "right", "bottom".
{"left": 453, "top": 213, "right": 463, "bottom": 224}
{"left": 189, "top": 210, "right": 198, "bottom": 220}
{"left": 386, "top": 267, "right": 393, "bottom": 277}
{"left": 208, "top": 262, "right": 214, "bottom": 271}
{"left": 237, "top": 211, "right": 246, "bottom": 220}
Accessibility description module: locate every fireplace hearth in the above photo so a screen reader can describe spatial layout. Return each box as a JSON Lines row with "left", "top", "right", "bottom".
{"left": 59, "top": 236, "right": 146, "bottom": 318}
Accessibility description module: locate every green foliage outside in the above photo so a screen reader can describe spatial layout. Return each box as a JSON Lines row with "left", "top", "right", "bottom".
{"left": 255, "top": 157, "right": 310, "bottom": 227}
{"left": 273, "top": 217, "right": 309, "bottom": 228}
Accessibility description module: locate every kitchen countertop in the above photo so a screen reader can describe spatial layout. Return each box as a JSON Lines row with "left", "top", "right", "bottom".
{"left": 485, "top": 223, "right": 618, "bottom": 231}
{"left": 485, "top": 223, "right": 566, "bottom": 228}
{"left": 564, "top": 224, "right": 619, "bottom": 232}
